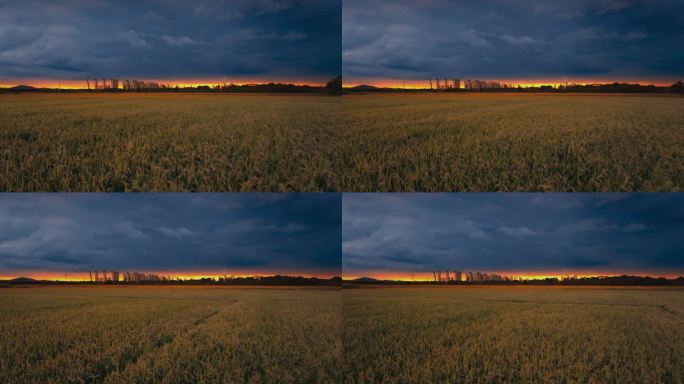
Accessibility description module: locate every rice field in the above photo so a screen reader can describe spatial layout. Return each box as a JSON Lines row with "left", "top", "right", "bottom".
{"left": 0, "top": 93, "right": 340, "bottom": 192}
{"left": 342, "top": 93, "right": 684, "bottom": 191}
{"left": 0, "top": 286, "right": 341, "bottom": 383}
{"left": 342, "top": 286, "right": 684, "bottom": 383}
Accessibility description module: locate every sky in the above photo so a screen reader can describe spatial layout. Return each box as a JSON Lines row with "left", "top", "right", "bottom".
{"left": 343, "top": 0, "right": 684, "bottom": 87}
{"left": 0, "top": 0, "right": 341, "bottom": 88}
{"left": 0, "top": 194, "right": 341, "bottom": 280}
{"left": 343, "top": 194, "right": 684, "bottom": 280}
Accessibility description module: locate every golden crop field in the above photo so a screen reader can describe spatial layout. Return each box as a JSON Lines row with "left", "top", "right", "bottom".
{"left": 0, "top": 286, "right": 341, "bottom": 383}
{"left": 342, "top": 93, "right": 684, "bottom": 191}
{"left": 0, "top": 93, "right": 339, "bottom": 192}
{"left": 342, "top": 286, "right": 684, "bottom": 383}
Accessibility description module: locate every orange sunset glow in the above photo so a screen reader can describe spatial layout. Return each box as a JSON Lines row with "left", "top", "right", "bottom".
{"left": 0, "top": 77, "right": 331, "bottom": 90}
{"left": 343, "top": 270, "right": 683, "bottom": 281}
{"left": 1, "top": 270, "right": 339, "bottom": 282}
{"left": 343, "top": 77, "right": 679, "bottom": 89}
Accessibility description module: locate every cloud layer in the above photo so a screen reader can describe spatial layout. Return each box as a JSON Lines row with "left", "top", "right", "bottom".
{"left": 0, "top": 0, "right": 341, "bottom": 81}
{"left": 343, "top": 194, "right": 684, "bottom": 275}
{"left": 343, "top": 0, "right": 684, "bottom": 82}
{"left": 0, "top": 194, "right": 341, "bottom": 275}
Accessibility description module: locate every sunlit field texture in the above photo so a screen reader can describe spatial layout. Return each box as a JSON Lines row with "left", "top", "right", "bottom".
{"left": 342, "top": 286, "right": 684, "bottom": 383}
{"left": 0, "top": 286, "right": 341, "bottom": 383}
{"left": 342, "top": 93, "right": 684, "bottom": 191}
{"left": 0, "top": 93, "right": 339, "bottom": 191}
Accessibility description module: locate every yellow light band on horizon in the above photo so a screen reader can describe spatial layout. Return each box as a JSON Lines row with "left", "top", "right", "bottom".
{"left": 343, "top": 271, "right": 682, "bottom": 281}
{"left": 1, "top": 78, "right": 330, "bottom": 89}
{"left": 343, "top": 78, "right": 678, "bottom": 89}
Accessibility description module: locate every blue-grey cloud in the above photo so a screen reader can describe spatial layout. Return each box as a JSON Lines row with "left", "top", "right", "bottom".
{"left": 342, "top": 194, "right": 684, "bottom": 275}
{"left": 0, "top": 194, "right": 341, "bottom": 275}
{"left": 0, "top": 0, "right": 340, "bottom": 81}
{"left": 343, "top": 0, "right": 684, "bottom": 81}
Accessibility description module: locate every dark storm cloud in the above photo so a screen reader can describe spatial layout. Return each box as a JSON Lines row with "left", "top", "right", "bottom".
{"left": 0, "top": 0, "right": 340, "bottom": 80}
{"left": 0, "top": 194, "right": 341, "bottom": 275}
{"left": 342, "top": 194, "right": 684, "bottom": 274}
{"left": 343, "top": 0, "right": 684, "bottom": 80}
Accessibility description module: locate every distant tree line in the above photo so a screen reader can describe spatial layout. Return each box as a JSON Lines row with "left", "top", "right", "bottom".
{"left": 183, "top": 275, "right": 342, "bottom": 286}
{"left": 345, "top": 81, "right": 684, "bottom": 94}
{"left": 1, "top": 275, "right": 342, "bottom": 287}
{"left": 344, "top": 275, "right": 684, "bottom": 287}
{"left": 0, "top": 76, "right": 343, "bottom": 95}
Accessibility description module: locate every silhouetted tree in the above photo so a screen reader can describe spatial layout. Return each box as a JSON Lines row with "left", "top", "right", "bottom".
{"left": 325, "top": 76, "right": 342, "bottom": 95}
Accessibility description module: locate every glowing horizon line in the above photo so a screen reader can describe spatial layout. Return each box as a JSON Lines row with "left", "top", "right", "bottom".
{"left": 344, "top": 77, "right": 680, "bottom": 89}
{"left": 343, "top": 271, "right": 684, "bottom": 281}
{"left": 0, "top": 77, "right": 331, "bottom": 89}
{"left": 1, "top": 271, "right": 340, "bottom": 282}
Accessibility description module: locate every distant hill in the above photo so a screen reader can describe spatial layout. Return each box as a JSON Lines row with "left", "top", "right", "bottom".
{"left": 9, "top": 277, "right": 36, "bottom": 283}
{"left": 9, "top": 85, "right": 36, "bottom": 91}
{"left": 351, "top": 277, "right": 380, "bottom": 283}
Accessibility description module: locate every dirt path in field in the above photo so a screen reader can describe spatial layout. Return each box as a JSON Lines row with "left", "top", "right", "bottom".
{"left": 101, "top": 300, "right": 240, "bottom": 382}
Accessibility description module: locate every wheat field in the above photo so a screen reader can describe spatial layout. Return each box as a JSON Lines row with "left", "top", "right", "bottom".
{"left": 342, "top": 286, "right": 684, "bottom": 383}
{"left": 0, "top": 93, "right": 340, "bottom": 192}
{"left": 3, "top": 285, "right": 682, "bottom": 383}
{"left": 342, "top": 93, "right": 684, "bottom": 192}
{"left": 0, "top": 286, "right": 341, "bottom": 383}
